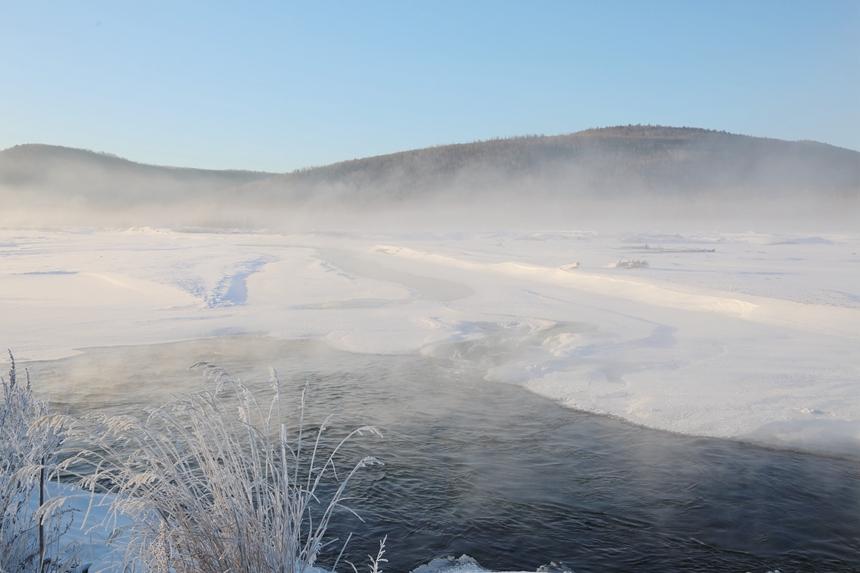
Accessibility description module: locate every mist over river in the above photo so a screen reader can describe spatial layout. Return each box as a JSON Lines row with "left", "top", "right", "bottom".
{"left": 27, "top": 337, "right": 860, "bottom": 573}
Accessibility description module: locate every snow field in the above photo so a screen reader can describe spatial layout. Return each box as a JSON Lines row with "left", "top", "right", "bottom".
{"left": 1, "top": 227, "right": 858, "bottom": 458}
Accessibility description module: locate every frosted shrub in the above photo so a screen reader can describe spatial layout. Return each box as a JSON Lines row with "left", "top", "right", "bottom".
{"left": 58, "top": 363, "right": 383, "bottom": 573}
{"left": 0, "top": 352, "right": 71, "bottom": 573}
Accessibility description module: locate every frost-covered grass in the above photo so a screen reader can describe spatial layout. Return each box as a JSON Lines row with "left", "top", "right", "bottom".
{"left": 54, "top": 362, "right": 383, "bottom": 573}
{"left": 1, "top": 352, "right": 77, "bottom": 573}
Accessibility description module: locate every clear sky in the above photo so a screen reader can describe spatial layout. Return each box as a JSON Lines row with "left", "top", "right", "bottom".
{"left": 1, "top": 1, "right": 858, "bottom": 172}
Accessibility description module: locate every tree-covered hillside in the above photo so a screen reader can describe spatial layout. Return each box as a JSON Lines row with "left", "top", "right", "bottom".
{"left": 0, "top": 144, "right": 273, "bottom": 207}
{"left": 233, "top": 126, "right": 859, "bottom": 205}
{"left": 1, "top": 127, "right": 857, "bottom": 227}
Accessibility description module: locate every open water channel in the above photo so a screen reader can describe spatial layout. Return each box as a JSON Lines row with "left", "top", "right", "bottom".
{"left": 27, "top": 337, "right": 860, "bottom": 573}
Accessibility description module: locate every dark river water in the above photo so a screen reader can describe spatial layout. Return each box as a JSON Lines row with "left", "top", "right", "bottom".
{"left": 27, "top": 337, "right": 860, "bottom": 573}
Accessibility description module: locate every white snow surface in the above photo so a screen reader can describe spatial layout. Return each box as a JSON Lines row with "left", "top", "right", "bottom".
{"left": 2, "top": 227, "right": 859, "bottom": 457}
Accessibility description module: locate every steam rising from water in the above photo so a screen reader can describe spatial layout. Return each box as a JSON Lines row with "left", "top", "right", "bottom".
{"left": 25, "top": 338, "right": 860, "bottom": 572}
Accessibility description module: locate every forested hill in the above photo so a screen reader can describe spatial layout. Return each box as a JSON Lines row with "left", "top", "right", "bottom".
{"left": 233, "top": 126, "right": 860, "bottom": 205}
{"left": 0, "top": 126, "right": 860, "bottom": 224}
{"left": 0, "top": 144, "right": 273, "bottom": 207}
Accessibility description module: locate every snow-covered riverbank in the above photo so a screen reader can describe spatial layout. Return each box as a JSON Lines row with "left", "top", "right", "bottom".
{"left": 2, "top": 227, "right": 858, "bottom": 458}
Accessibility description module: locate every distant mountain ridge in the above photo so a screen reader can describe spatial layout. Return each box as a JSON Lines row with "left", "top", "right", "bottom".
{"left": 0, "top": 144, "right": 274, "bottom": 207}
{"left": 233, "top": 126, "right": 859, "bottom": 205}
{"left": 1, "top": 127, "right": 858, "bottom": 227}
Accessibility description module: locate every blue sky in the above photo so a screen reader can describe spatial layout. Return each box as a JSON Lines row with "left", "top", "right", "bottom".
{"left": 1, "top": 1, "right": 858, "bottom": 172}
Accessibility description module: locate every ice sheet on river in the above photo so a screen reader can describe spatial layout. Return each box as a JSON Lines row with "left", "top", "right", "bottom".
{"left": 1, "top": 227, "right": 858, "bottom": 458}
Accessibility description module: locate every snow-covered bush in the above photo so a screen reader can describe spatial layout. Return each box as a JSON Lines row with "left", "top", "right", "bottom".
{"left": 0, "top": 352, "right": 71, "bottom": 573}
{"left": 58, "top": 363, "right": 383, "bottom": 573}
